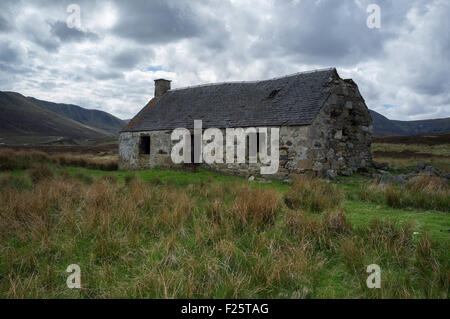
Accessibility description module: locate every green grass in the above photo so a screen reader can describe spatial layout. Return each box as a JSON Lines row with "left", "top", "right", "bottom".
{"left": 0, "top": 166, "right": 448, "bottom": 299}
{"left": 64, "top": 166, "right": 290, "bottom": 191}
{"left": 373, "top": 143, "right": 450, "bottom": 157}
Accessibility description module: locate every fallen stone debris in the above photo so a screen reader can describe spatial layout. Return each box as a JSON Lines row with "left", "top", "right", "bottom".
{"left": 371, "top": 162, "right": 448, "bottom": 185}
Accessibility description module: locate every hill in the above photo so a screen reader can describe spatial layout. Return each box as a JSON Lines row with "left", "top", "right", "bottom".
{"left": 28, "top": 97, "right": 126, "bottom": 135}
{"left": 0, "top": 91, "right": 112, "bottom": 145}
{"left": 370, "top": 110, "right": 450, "bottom": 136}
{"left": 1, "top": 89, "right": 449, "bottom": 144}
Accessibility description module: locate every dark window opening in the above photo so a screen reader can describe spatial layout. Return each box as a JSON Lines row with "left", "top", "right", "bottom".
{"left": 140, "top": 136, "right": 150, "bottom": 155}
{"left": 246, "top": 132, "right": 265, "bottom": 161}
{"left": 191, "top": 135, "right": 195, "bottom": 164}
{"left": 190, "top": 135, "right": 201, "bottom": 165}
{"left": 268, "top": 89, "right": 281, "bottom": 99}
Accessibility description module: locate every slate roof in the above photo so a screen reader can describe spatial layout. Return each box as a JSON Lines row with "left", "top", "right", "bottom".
{"left": 122, "top": 68, "right": 338, "bottom": 132}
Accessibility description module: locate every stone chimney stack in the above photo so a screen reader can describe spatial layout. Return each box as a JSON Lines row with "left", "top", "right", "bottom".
{"left": 154, "top": 79, "right": 171, "bottom": 97}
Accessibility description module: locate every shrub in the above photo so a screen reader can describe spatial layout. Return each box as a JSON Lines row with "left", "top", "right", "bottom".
{"left": 284, "top": 176, "right": 343, "bottom": 213}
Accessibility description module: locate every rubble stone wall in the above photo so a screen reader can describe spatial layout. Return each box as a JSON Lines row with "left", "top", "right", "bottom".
{"left": 118, "top": 79, "right": 372, "bottom": 178}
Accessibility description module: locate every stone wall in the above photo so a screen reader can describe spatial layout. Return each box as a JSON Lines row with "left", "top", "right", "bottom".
{"left": 306, "top": 77, "right": 373, "bottom": 176}
{"left": 118, "top": 78, "right": 372, "bottom": 178}
{"left": 118, "top": 130, "right": 174, "bottom": 170}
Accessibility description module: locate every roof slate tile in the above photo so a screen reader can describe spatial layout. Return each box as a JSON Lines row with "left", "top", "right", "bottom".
{"left": 122, "top": 68, "right": 337, "bottom": 132}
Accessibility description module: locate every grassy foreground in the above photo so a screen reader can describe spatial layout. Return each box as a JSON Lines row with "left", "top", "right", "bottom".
{"left": 0, "top": 159, "right": 448, "bottom": 299}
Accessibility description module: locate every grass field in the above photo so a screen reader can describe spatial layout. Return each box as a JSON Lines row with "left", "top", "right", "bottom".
{"left": 372, "top": 133, "right": 450, "bottom": 173}
{"left": 0, "top": 148, "right": 448, "bottom": 299}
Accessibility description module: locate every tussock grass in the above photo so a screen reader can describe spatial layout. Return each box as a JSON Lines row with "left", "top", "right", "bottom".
{"left": 229, "top": 184, "right": 281, "bottom": 228}
{"left": 0, "top": 160, "right": 448, "bottom": 298}
{"left": 356, "top": 175, "right": 450, "bottom": 211}
{"left": 284, "top": 176, "right": 343, "bottom": 213}
{"left": 55, "top": 154, "right": 117, "bottom": 171}
{"left": 0, "top": 148, "right": 117, "bottom": 171}
{"left": 0, "top": 173, "right": 30, "bottom": 190}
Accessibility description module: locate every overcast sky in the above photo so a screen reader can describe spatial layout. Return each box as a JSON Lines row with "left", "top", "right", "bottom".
{"left": 0, "top": 0, "right": 449, "bottom": 121}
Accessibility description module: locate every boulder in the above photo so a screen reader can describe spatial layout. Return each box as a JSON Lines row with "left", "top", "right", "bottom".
{"left": 373, "top": 162, "right": 389, "bottom": 170}
{"left": 417, "top": 162, "right": 428, "bottom": 170}
{"left": 340, "top": 169, "right": 352, "bottom": 177}
{"left": 423, "top": 165, "right": 441, "bottom": 176}
{"left": 378, "top": 173, "right": 407, "bottom": 185}
{"left": 326, "top": 169, "right": 337, "bottom": 179}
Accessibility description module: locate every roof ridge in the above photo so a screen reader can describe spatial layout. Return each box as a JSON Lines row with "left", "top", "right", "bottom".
{"left": 168, "top": 67, "right": 336, "bottom": 92}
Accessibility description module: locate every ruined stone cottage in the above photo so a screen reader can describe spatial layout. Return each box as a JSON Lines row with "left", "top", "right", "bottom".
{"left": 119, "top": 68, "right": 372, "bottom": 178}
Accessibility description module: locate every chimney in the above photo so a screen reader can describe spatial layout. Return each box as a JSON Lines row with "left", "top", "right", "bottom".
{"left": 154, "top": 79, "right": 171, "bottom": 97}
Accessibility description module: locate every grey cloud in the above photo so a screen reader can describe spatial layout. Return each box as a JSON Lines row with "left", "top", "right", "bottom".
{"left": 84, "top": 67, "right": 123, "bottom": 81}
{"left": 20, "top": 15, "right": 61, "bottom": 52}
{"left": 112, "top": 0, "right": 202, "bottom": 44}
{"left": 0, "top": 15, "right": 11, "bottom": 32}
{"left": 0, "top": 41, "right": 23, "bottom": 64}
{"left": 0, "top": 0, "right": 448, "bottom": 121}
{"left": 109, "top": 48, "right": 153, "bottom": 69}
{"left": 248, "top": 0, "right": 403, "bottom": 65}
{"left": 50, "top": 20, "right": 99, "bottom": 42}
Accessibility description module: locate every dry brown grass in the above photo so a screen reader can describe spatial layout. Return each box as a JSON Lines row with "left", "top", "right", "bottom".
{"left": 55, "top": 153, "right": 117, "bottom": 171}
{"left": 340, "top": 236, "right": 365, "bottom": 271}
{"left": 366, "top": 219, "right": 415, "bottom": 268}
{"left": 284, "top": 176, "right": 343, "bottom": 213}
{"left": 0, "top": 148, "right": 117, "bottom": 171}
{"left": 284, "top": 209, "right": 351, "bottom": 242}
{"left": 356, "top": 175, "right": 450, "bottom": 211}
{"left": 229, "top": 184, "right": 282, "bottom": 228}
{"left": 0, "top": 164, "right": 448, "bottom": 298}
{"left": 323, "top": 210, "right": 352, "bottom": 236}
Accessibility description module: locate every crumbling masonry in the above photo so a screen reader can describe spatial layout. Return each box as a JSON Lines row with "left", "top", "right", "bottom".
{"left": 119, "top": 68, "right": 372, "bottom": 179}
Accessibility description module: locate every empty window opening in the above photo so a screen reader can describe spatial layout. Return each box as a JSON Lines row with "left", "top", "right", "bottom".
{"left": 246, "top": 132, "right": 266, "bottom": 160}
{"left": 257, "top": 132, "right": 266, "bottom": 153}
{"left": 190, "top": 134, "right": 201, "bottom": 165}
{"left": 268, "top": 89, "right": 281, "bottom": 99}
{"left": 140, "top": 136, "right": 150, "bottom": 155}
{"left": 191, "top": 135, "right": 195, "bottom": 164}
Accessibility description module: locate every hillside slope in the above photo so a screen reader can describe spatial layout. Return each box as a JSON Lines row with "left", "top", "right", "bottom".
{"left": 28, "top": 97, "right": 126, "bottom": 135}
{"left": 370, "top": 110, "right": 450, "bottom": 136}
{"left": 0, "top": 91, "right": 110, "bottom": 145}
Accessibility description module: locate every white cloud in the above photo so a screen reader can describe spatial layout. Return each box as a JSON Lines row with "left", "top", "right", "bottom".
{"left": 0, "top": 0, "right": 448, "bottom": 121}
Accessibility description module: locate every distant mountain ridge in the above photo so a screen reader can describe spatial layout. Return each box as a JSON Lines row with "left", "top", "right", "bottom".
{"left": 370, "top": 110, "right": 450, "bottom": 136}
{"left": 0, "top": 91, "right": 126, "bottom": 145}
{"left": 27, "top": 97, "right": 126, "bottom": 135}
{"left": 1, "top": 90, "right": 449, "bottom": 145}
